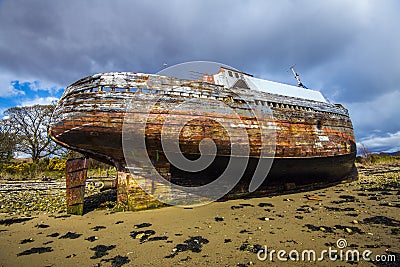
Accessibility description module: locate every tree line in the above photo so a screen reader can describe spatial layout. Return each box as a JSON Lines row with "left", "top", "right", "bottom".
{"left": 0, "top": 104, "right": 64, "bottom": 163}
{"left": 1, "top": 104, "right": 115, "bottom": 179}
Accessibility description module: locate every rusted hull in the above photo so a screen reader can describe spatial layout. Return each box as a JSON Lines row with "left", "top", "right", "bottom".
{"left": 171, "top": 153, "right": 357, "bottom": 192}
{"left": 50, "top": 108, "right": 356, "bottom": 166}
{"left": 49, "top": 72, "right": 357, "bottom": 209}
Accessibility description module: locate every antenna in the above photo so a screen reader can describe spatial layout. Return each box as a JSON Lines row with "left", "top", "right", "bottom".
{"left": 288, "top": 65, "right": 307, "bottom": 88}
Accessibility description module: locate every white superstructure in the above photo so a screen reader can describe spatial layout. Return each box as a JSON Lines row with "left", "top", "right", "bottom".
{"left": 211, "top": 67, "right": 327, "bottom": 103}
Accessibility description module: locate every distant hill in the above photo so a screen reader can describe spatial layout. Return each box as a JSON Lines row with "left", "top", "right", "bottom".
{"left": 376, "top": 151, "right": 400, "bottom": 156}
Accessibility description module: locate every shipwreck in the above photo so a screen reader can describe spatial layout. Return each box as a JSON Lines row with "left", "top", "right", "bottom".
{"left": 49, "top": 66, "right": 357, "bottom": 214}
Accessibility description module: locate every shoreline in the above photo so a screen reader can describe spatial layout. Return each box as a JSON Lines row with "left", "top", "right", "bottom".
{"left": 0, "top": 163, "right": 399, "bottom": 266}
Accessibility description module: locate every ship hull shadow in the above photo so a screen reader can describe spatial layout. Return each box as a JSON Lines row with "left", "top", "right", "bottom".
{"left": 171, "top": 152, "right": 357, "bottom": 198}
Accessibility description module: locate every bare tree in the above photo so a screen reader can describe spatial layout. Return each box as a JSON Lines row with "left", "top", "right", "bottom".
{"left": 0, "top": 117, "right": 17, "bottom": 162}
{"left": 359, "top": 143, "right": 370, "bottom": 158}
{"left": 5, "top": 104, "right": 64, "bottom": 161}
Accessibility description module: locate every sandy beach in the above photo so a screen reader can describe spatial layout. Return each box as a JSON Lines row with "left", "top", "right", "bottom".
{"left": 0, "top": 163, "right": 399, "bottom": 267}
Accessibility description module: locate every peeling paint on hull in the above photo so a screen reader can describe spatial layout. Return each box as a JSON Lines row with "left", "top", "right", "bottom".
{"left": 49, "top": 71, "right": 357, "bottom": 210}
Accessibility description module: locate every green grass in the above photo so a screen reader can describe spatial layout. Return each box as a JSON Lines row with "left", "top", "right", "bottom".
{"left": 356, "top": 155, "right": 400, "bottom": 165}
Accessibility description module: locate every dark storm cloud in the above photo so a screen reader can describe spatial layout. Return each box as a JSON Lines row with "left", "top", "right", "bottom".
{"left": 0, "top": 1, "right": 395, "bottom": 90}
{"left": 0, "top": 0, "right": 399, "bottom": 152}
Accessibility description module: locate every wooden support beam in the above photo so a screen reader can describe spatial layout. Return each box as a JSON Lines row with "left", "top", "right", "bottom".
{"left": 65, "top": 157, "right": 88, "bottom": 215}
{"left": 117, "top": 152, "right": 170, "bottom": 211}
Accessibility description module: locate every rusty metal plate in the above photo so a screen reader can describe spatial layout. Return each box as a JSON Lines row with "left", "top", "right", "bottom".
{"left": 66, "top": 170, "right": 87, "bottom": 188}
{"left": 66, "top": 186, "right": 85, "bottom": 205}
{"left": 66, "top": 157, "right": 88, "bottom": 173}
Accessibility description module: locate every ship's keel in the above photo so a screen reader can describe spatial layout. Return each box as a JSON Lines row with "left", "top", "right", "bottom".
{"left": 65, "top": 153, "right": 357, "bottom": 214}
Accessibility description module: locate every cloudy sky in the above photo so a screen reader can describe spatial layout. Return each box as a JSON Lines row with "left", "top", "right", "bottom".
{"left": 0, "top": 0, "right": 399, "bottom": 153}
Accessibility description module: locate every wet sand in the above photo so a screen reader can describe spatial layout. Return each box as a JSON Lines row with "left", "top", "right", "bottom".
{"left": 0, "top": 163, "right": 399, "bottom": 266}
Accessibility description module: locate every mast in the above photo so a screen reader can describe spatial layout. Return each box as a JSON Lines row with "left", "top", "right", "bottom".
{"left": 289, "top": 65, "right": 307, "bottom": 89}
